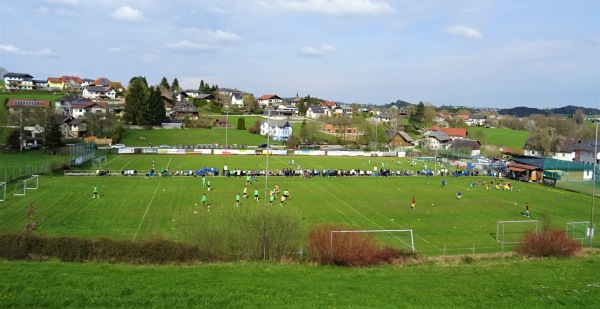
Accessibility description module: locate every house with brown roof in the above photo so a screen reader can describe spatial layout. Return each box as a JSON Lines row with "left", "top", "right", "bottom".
{"left": 257, "top": 94, "right": 283, "bottom": 108}
{"left": 215, "top": 118, "right": 230, "bottom": 128}
{"left": 82, "top": 86, "right": 116, "bottom": 100}
{"left": 61, "top": 116, "right": 88, "bottom": 138}
{"left": 385, "top": 130, "right": 414, "bottom": 147}
{"left": 449, "top": 139, "right": 481, "bottom": 157}
{"left": 6, "top": 98, "right": 50, "bottom": 112}
{"left": 169, "top": 101, "right": 199, "bottom": 118}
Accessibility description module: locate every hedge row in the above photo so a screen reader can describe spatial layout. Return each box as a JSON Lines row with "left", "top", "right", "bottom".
{"left": 0, "top": 233, "right": 206, "bottom": 264}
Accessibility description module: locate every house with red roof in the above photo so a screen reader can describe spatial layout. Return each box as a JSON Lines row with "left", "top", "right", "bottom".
{"left": 6, "top": 98, "right": 50, "bottom": 113}
{"left": 428, "top": 126, "right": 468, "bottom": 140}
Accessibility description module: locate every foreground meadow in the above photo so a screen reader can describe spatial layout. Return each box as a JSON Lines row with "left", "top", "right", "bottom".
{"left": 1, "top": 253, "right": 599, "bottom": 308}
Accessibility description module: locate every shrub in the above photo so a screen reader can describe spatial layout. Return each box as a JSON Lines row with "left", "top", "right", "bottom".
{"left": 516, "top": 229, "right": 582, "bottom": 258}
{"left": 307, "top": 224, "right": 417, "bottom": 266}
{"left": 237, "top": 118, "right": 246, "bottom": 130}
{"left": 112, "top": 125, "right": 123, "bottom": 143}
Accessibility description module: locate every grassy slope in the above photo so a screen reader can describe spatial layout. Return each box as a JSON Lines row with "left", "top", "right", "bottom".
{"left": 468, "top": 126, "right": 529, "bottom": 149}
{"left": 1, "top": 255, "right": 599, "bottom": 307}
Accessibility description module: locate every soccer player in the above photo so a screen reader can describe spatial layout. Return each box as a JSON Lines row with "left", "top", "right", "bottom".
{"left": 202, "top": 176, "right": 206, "bottom": 187}
{"left": 524, "top": 203, "right": 530, "bottom": 217}
{"left": 207, "top": 180, "right": 211, "bottom": 191}
{"left": 269, "top": 194, "right": 275, "bottom": 206}
{"left": 243, "top": 186, "right": 248, "bottom": 198}
{"left": 201, "top": 194, "right": 207, "bottom": 207}
{"left": 275, "top": 184, "right": 280, "bottom": 194}
{"left": 254, "top": 189, "right": 259, "bottom": 201}
{"left": 92, "top": 185, "right": 99, "bottom": 198}
{"left": 456, "top": 191, "right": 462, "bottom": 202}
{"left": 283, "top": 189, "right": 289, "bottom": 200}
{"left": 280, "top": 195, "right": 286, "bottom": 206}
{"left": 235, "top": 194, "right": 241, "bottom": 207}
{"left": 441, "top": 179, "right": 445, "bottom": 188}
{"left": 411, "top": 197, "right": 415, "bottom": 210}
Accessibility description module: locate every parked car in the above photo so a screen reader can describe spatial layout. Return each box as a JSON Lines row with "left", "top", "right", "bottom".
{"left": 159, "top": 144, "right": 171, "bottom": 149}
{"left": 110, "top": 144, "right": 126, "bottom": 149}
{"left": 258, "top": 143, "right": 268, "bottom": 148}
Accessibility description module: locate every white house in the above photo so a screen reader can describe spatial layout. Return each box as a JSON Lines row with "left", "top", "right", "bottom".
{"left": 424, "top": 131, "right": 452, "bottom": 150}
{"left": 229, "top": 91, "right": 248, "bottom": 108}
{"left": 306, "top": 105, "right": 332, "bottom": 119}
{"left": 4, "top": 72, "right": 34, "bottom": 90}
{"left": 257, "top": 94, "right": 283, "bottom": 108}
{"left": 572, "top": 139, "right": 600, "bottom": 166}
{"left": 82, "top": 86, "right": 116, "bottom": 100}
{"left": 260, "top": 119, "right": 292, "bottom": 141}
{"left": 333, "top": 105, "right": 353, "bottom": 117}
{"left": 466, "top": 115, "right": 486, "bottom": 126}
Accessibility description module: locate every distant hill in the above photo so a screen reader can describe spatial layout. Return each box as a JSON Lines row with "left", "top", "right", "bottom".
{"left": 499, "top": 105, "right": 600, "bottom": 117}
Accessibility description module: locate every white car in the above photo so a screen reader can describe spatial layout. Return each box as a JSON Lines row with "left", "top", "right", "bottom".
{"left": 110, "top": 144, "right": 126, "bottom": 149}
{"left": 159, "top": 144, "right": 171, "bottom": 149}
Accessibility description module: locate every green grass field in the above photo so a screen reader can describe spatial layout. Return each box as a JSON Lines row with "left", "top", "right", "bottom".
{"left": 468, "top": 126, "right": 529, "bottom": 149}
{"left": 1, "top": 154, "right": 596, "bottom": 255}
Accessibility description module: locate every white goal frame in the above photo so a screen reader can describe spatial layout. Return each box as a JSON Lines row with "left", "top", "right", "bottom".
{"left": 496, "top": 220, "right": 542, "bottom": 251}
{"left": 0, "top": 182, "right": 6, "bottom": 202}
{"left": 13, "top": 175, "right": 39, "bottom": 196}
{"left": 330, "top": 229, "right": 415, "bottom": 257}
{"left": 566, "top": 221, "right": 594, "bottom": 244}
{"left": 92, "top": 156, "right": 107, "bottom": 168}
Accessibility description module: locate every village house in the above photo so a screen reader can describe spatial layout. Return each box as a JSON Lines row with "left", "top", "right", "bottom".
{"left": 306, "top": 105, "right": 332, "bottom": 119}
{"left": 260, "top": 119, "right": 292, "bottom": 141}
{"left": 257, "top": 95, "right": 283, "bottom": 108}
{"left": 6, "top": 98, "right": 50, "bottom": 113}
{"left": 428, "top": 126, "right": 468, "bottom": 140}
{"left": 385, "top": 130, "right": 415, "bottom": 148}
{"left": 169, "top": 101, "right": 199, "bottom": 118}
{"left": 423, "top": 131, "right": 452, "bottom": 150}
{"left": 61, "top": 117, "right": 88, "bottom": 138}
{"left": 4, "top": 72, "right": 34, "bottom": 90}
{"left": 449, "top": 139, "right": 482, "bottom": 157}
{"left": 82, "top": 86, "right": 116, "bottom": 100}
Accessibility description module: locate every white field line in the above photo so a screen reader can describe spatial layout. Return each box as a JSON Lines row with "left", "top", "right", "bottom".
{"left": 323, "top": 182, "right": 440, "bottom": 250}
{"left": 314, "top": 185, "right": 414, "bottom": 249}
{"left": 268, "top": 155, "right": 322, "bottom": 170}
{"left": 166, "top": 157, "right": 172, "bottom": 168}
{"left": 301, "top": 184, "right": 362, "bottom": 227}
{"left": 133, "top": 182, "right": 161, "bottom": 241}
{"left": 104, "top": 154, "right": 122, "bottom": 168}
{"left": 120, "top": 162, "right": 130, "bottom": 170}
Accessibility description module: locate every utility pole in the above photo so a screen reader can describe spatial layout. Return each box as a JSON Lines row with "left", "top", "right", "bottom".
{"left": 590, "top": 122, "right": 598, "bottom": 248}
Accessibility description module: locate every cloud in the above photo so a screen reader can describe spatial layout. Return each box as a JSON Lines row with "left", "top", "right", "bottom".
{"left": 111, "top": 6, "right": 144, "bottom": 21}
{"left": 261, "top": 0, "right": 396, "bottom": 17}
{"left": 43, "top": 0, "right": 79, "bottom": 4}
{"left": 166, "top": 40, "right": 214, "bottom": 51}
{"left": 182, "top": 28, "right": 240, "bottom": 41}
{"left": 108, "top": 47, "right": 122, "bottom": 53}
{"left": 0, "top": 44, "right": 57, "bottom": 57}
{"left": 299, "top": 44, "right": 336, "bottom": 57}
{"left": 446, "top": 25, "right": 482, "bottom": 41}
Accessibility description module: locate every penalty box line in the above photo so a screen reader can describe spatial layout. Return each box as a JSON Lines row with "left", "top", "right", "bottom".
{"left": 321, "top": 182, "right": 439, "bottom": 250}
{"left": 314, "top": 185, "right": 416, "bottom": 250}
{"left": 133, "top": 182, "right": 161, "bottom": 241}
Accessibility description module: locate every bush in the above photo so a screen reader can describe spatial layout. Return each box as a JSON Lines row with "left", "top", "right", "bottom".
{"left": 180, "top": 206, "right": 304, "bottom": 261}
{"left": 112, "top": 125, "right": 123, "bottom": 143}
{"left": 516, "top": 229, "right": 582, "bottom": 258}
{"left": 237, "top": 118, "right": 246, "bottom": 130}
{"left": 307, "top": 224, "right": 417, "bottom": 266}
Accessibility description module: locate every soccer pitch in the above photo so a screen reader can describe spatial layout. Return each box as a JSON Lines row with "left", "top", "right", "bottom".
{"left": 0, "top": 154, "right": 596, "bottom": 256}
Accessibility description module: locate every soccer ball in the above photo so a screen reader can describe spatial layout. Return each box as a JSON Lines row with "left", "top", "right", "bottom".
{"left": 163, "top": 189, "right": 165, "bottom": 192}
{"left": 195, "top": 203, "right": 197, "bottom": 206}
{"left": 193, "top": 211, "right": 198, "bottom": 214}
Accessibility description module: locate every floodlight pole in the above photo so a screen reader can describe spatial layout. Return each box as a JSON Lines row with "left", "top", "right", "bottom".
{"left": 225, "top": 108, "right": 229, "bottom": 149}
{"left": 264, "top": 109, "right": 271, "bottom": 204}
{"left": 589, "top": 122, "right": 598, "bottom": 248}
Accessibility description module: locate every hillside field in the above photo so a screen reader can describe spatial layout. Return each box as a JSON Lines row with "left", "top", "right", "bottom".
{"left": 0, "top": 154, "right": 596, "bottom": 256}
{"left": 468, "top": 126, "right": 529, "bottom": 149}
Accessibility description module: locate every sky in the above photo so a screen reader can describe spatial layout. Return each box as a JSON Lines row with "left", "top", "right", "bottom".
{"left": 1, "top": 0, "right": 599, "bottom": 109}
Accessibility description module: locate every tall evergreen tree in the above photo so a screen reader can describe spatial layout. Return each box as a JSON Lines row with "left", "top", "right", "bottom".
{"left": 408, "top": 101, "right": 426, "bottom": 129}
{"left": 171, "top": 78, "right": 180, "bottom": 92}
{"left": 148, "top": 86, "right": 166, "bottom": 126}
{"left": 124, "top": 77, "right": 149, "bottom": 124}
{"left": 43, "top": 115, "right": 63, "bottom": 154}
{"left": 160, "top": 77, "right": 170, "bottom": 90}
{"left": 300, "top": 119, "right": 309, "bottom": 143}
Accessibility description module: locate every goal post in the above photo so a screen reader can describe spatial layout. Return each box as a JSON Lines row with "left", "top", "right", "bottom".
{"left": 566, "top": 222, "right": 594, "bottom": 245}
{"left": 13, "top": 175, "right": 39, "bottom": 196}
{"left": 496, "top": 220, "right": 542, "bottom": 251}
{"left": 0, "top": 182, "right": 6, "bottom": 202}
{"left": 330, "top": 229, "right": 415, "bottom": 255}
{"left": 92, "top": 156, "right": 107, "bottom": 168}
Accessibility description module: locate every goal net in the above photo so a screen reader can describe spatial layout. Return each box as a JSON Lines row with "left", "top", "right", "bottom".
{"left": 92, "top": 156, "right": 107, "bottom": 168}
{"left": 0, "top": 182, "right": 6, "bottom": 202}
{"left": 13, "top": 175, "right": 39, "bottom": 196}
{"left": 330, "top": 229, "right": 415, "bottom": 257}
{"left": 566, "top": 221, "right": 594, "bottom": 245}
{"left": 496, "top": 220, "right": 542, "bottom": 244}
